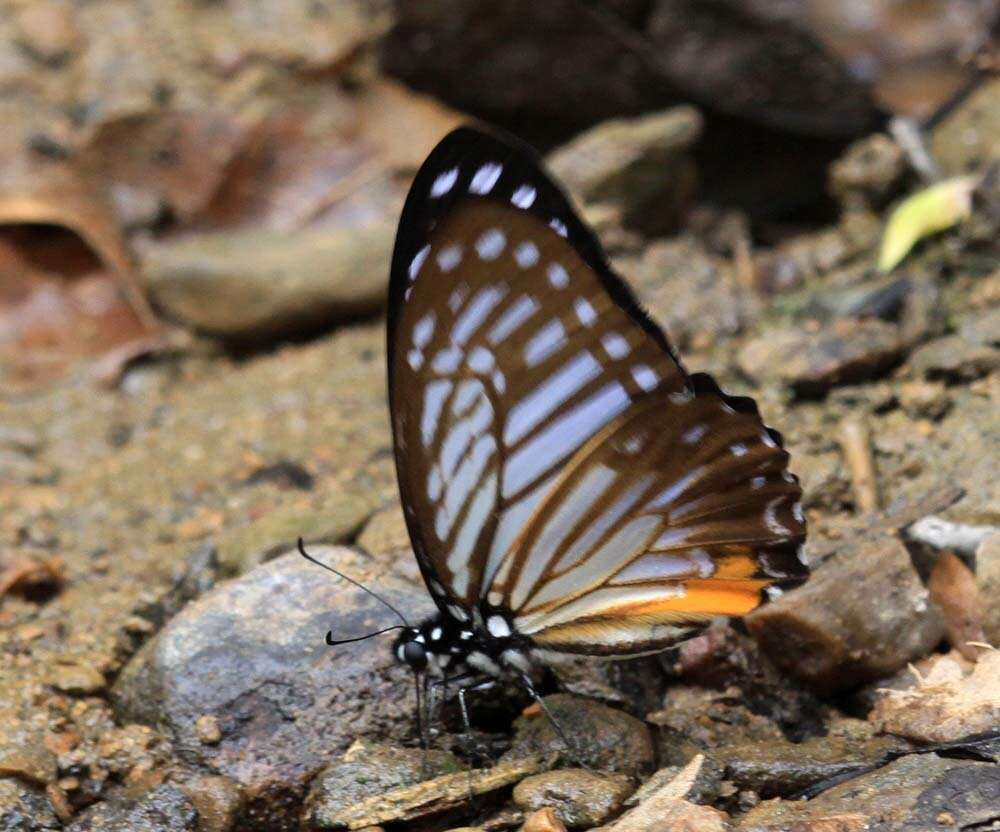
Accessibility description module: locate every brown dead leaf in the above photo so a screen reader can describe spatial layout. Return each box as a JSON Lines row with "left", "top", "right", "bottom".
{"left": 928, "top": 551, "right": 986, "bottom": 660}
{"left": 596, "top": 755, "right": 729, "bottom": 832}
{"left": 522, "top": 807, "right": 567, "bottom": 832}
{"left": 0, "top": 162, "right": 154, "bottom": 324}
{"left": 0, "top": 553, "right": 63, "bottom": 599}
{"left": 870, "top": 650, "right": 1000, "bottom": 742}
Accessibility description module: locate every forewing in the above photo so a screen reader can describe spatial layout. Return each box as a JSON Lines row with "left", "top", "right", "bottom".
{"left": 387, "top": 128, "right": 689, "bottom": 612}
{"left": 490, "top": 384, "right": 808, "bottom": 657}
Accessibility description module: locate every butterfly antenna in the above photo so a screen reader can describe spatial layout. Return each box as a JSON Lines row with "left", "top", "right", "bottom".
{"left": 297, "top": 537, "right": 412, "bottom": 629}
{"left": 325, "top": 626, "right": 407, "bottom": 646}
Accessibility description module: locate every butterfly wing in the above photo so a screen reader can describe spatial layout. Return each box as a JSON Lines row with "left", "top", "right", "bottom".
{"left": 387, "top": 125, "right": 807, "bottom": 645}
{"left": 490, "top": 381, "right": 806, "bottom": 657}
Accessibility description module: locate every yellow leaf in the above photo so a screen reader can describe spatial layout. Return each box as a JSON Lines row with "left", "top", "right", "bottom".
{"left": 878, "top": 176, "right": 977, "bottom": 272}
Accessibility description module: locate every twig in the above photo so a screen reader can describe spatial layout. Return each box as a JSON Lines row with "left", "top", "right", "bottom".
{"left": 838, "top": 416, "right": 880, "bottom": 513}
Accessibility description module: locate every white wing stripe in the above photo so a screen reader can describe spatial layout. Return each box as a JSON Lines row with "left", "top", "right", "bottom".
{"left": 504, "top": 350, "right": 602, "bottom": 444}
{"left": 502, "top": 382, "right": 630, "bottom": 499}
{"left": 509, "top": 465, "right": 618, "bottom": 609}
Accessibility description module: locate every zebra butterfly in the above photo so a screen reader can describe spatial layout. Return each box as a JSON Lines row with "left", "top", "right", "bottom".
{"left": 385, "top": 125, "right": 808, "bottom": 685}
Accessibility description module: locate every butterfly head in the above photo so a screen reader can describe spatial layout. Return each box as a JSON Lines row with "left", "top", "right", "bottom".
{"left": 395, "top": 627, "right": 429, "bottom": 672}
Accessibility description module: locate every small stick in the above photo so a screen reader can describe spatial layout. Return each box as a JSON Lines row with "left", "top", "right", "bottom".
{"left": 838, "top": 416, "right": 880, "bottom": 513}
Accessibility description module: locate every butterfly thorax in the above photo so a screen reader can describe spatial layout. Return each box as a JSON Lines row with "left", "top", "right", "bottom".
{"left": 392, "top": 604, "right": 535, "bottom": 680}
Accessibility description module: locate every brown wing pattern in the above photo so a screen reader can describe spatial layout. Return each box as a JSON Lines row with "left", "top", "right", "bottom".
{"left": 489, "top": 392, "right": 806, "bottom": 656}
{"left": 391, "top": 199, "right": 688, "bottom": 611}
{"left": 387, "top": 125, "right": 808, "bottom": 648}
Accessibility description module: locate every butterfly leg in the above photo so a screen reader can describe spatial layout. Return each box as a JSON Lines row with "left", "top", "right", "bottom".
{"left": 518, "top": 673, "right": 589, "bottom": 770}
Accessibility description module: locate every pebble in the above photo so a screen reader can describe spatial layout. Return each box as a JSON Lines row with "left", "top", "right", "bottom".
{"left": 976, "top": 532, "right": 1000, "bottom": 644}
{"left": 828, "top": 134, "right": 905, "bottom": 209}
{"left": 140, "top": 223, "right": 394, "bottom": 340}
{"left": 738, "top": 319, "right": 905, "bottom": 397}
{"left": 111, "top": 547, "right": 434, "bottom": 830}
{"left": 503, "top": 695, "right": 654, "bottom": 777}
{"left": 547, "top": 108, "right": 702, "bottom": 235}
{"left": 180, "top": 775, "right": 244, "bottom": 832}
{"left": 0, "top": 777, "right": 61, "bottom": 831}
{"left": 48, "top": 663, "right": 106, "bottom": 696}
{"left": 194, "top": 715, "right": 221, "bottom": 745}
{"left": 66, "top": 783, "right": 198, "bottom": 832}
{"left": 513, "top": 769, "right": 633, "bottom": 829}
{"left": 303, "top": 741, "right": 460, "bottom": 829}
{"left": 737, "top": 754, "right": 999, "bottom": 831}
{"left": 746, "top": 535, "right": 946, "bottom": 694}
{"left": 907, "top": 335, "right": 1000, "bottom": 382}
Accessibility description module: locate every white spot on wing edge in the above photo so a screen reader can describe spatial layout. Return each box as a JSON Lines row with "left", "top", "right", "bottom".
{"left": 430, "top": 167, "right": 459, "bottom": 197}
{"left": 512, "top": 184, "right": 537, "bottom": 208}
{"left": 409, "top": 244, "right": 430, "bottom": 281}
{"left": 470, "top": 162, "right": 502, "bottom": 194}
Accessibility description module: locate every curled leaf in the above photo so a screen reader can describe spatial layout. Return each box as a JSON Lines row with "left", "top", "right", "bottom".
{"left": 878, "top": 175, "right": 977, "bottom": 272}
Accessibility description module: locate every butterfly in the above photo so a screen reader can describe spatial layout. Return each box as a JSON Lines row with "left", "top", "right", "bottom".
{"left": 379, "top": 124, "right": 808, "bottom": 698}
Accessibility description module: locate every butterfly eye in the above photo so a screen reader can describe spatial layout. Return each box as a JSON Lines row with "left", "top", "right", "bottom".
{"left": 402, "top": 640, "right": 427, "bottom": 670}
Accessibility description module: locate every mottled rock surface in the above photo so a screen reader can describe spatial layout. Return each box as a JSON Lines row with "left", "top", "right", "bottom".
{"left": 504, "top": 695, "right": 654, "bottom": 777}
{"left": 513, "top": 769, "right": 634, "bottom": 829}
{"left": 746, "top": 535, "right": 945, "bottom": 693}
{"left": 66, "top": 784, "right": 198, "bottom": 832}
{"left": 112, "top": 548, "right": 434, "bottom": 829}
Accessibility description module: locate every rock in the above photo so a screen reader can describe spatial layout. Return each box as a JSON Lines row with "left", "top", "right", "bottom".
{"left": 503, "top": 695, "right": 654, "bottom": 777}
{"left": 0, "top": 740, "right": 57, "bottom": 787}
{"left": 195, "top": 715, "right": 222, "bottom": 745}
{"left": 13, "top": 2, "right": 80, "bottom": 65}
{"left": 736, "top": 754, "right": 999, "bottom": 831}
{"left": 546, "top": 108, "right": 702, "bottom": 235}
{"left": 310, "top": 756, "right": 547, "bottom": 830}
{"left": 977, "top": 532, "right": 1000, "bottom": 645}
{"left": 180, "top": 775, "right": 244, "bottom": 832}
{"left": 0, "top": 778, "right": 61, "bottom": 831}
{"left": 829, "top": 134, "right": 905, "bottom": 210}
{"left": 898, "top": 380, "right": 951, "bottom": 420}
{"left": 523, "top": 807, "right": 567, "bottom": 832}
{"left": 711, "top": 719, "right": 904, "bottom": 799}
{"left": 48, "top": 663, "right": 106, "bottom": 696}
{"left": 356, "top": 505, "right": 411, "bottom": 561}
{"left": 959, "top": 306, "right": 1000, "bottom": 348}
{"left": 869, "top": 651, "right": 1000, "bottom": 743}
{"left": 512, "top": 769, "right": 634, "bottom": 829}
{"left": 140, "top": 223, "right": 394, "bottom": 339}
{"left": 931, "top": 78, "right": 1000, "bottom": 175}
{"left": 599, "top": 755, "right": 729, "bottom": 832}
{"left": 906, "top": 334, "right": 1000, "bottom": 382}
{"left": 302, "top": 741, "right": 461, "bottom": 830}
{"left": 111, "top": 547, "right": 435, "bottom": 830}
{"left": 216, "top": 490, "right": 377, "bottom": 575}
{"left": 67, "top": 784, "right": 198, "bottom": 832}
{"left": 737, "top": 319, "right": 905, "bottom": 397}
{"left": 746, "top": 535, "right": 946, "bottom": 694}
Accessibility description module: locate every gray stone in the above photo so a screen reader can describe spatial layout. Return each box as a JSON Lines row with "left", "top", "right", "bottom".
{"left": 547, "top": 108, "right": 702, "bottom": 235}
{"left": 906, "top": 334, "right": 1000, "bottom": 382}
{"left": 746, "top": 535, "right": 945, "bottom": 694}
{"left": 513, "top": 769, "right": 634, "bottom": 828}
{"left": 0, "top": 778, "right": 61, "bottom": 831}
{"left": 932, "top": 77, "right": 1000, "bottom": 175}
{"left": 303, "top": 741, "right": 461, "bottom": 830}
{"left": 738, "top": 319, "right": 905, "bottom": 396}
{"left": 977, "top": 532, "right": 1000, "bottom": 645}
{"left": 67, "top": 784, "right": 197, "bottom": 832}
{"left": 111, "top": 547, "right": 434, "bottom": 830}
{"left": 736, "top": 754, "right": 999, "bottom": 831}
{"left": 829, "top": 134, "right": 905, "bottom": 209}
{"left": 504, "top": 694, "right": 653, "bottom": 777}
{"left": 140, "top": 222, "right": 394, "bottom": 339}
